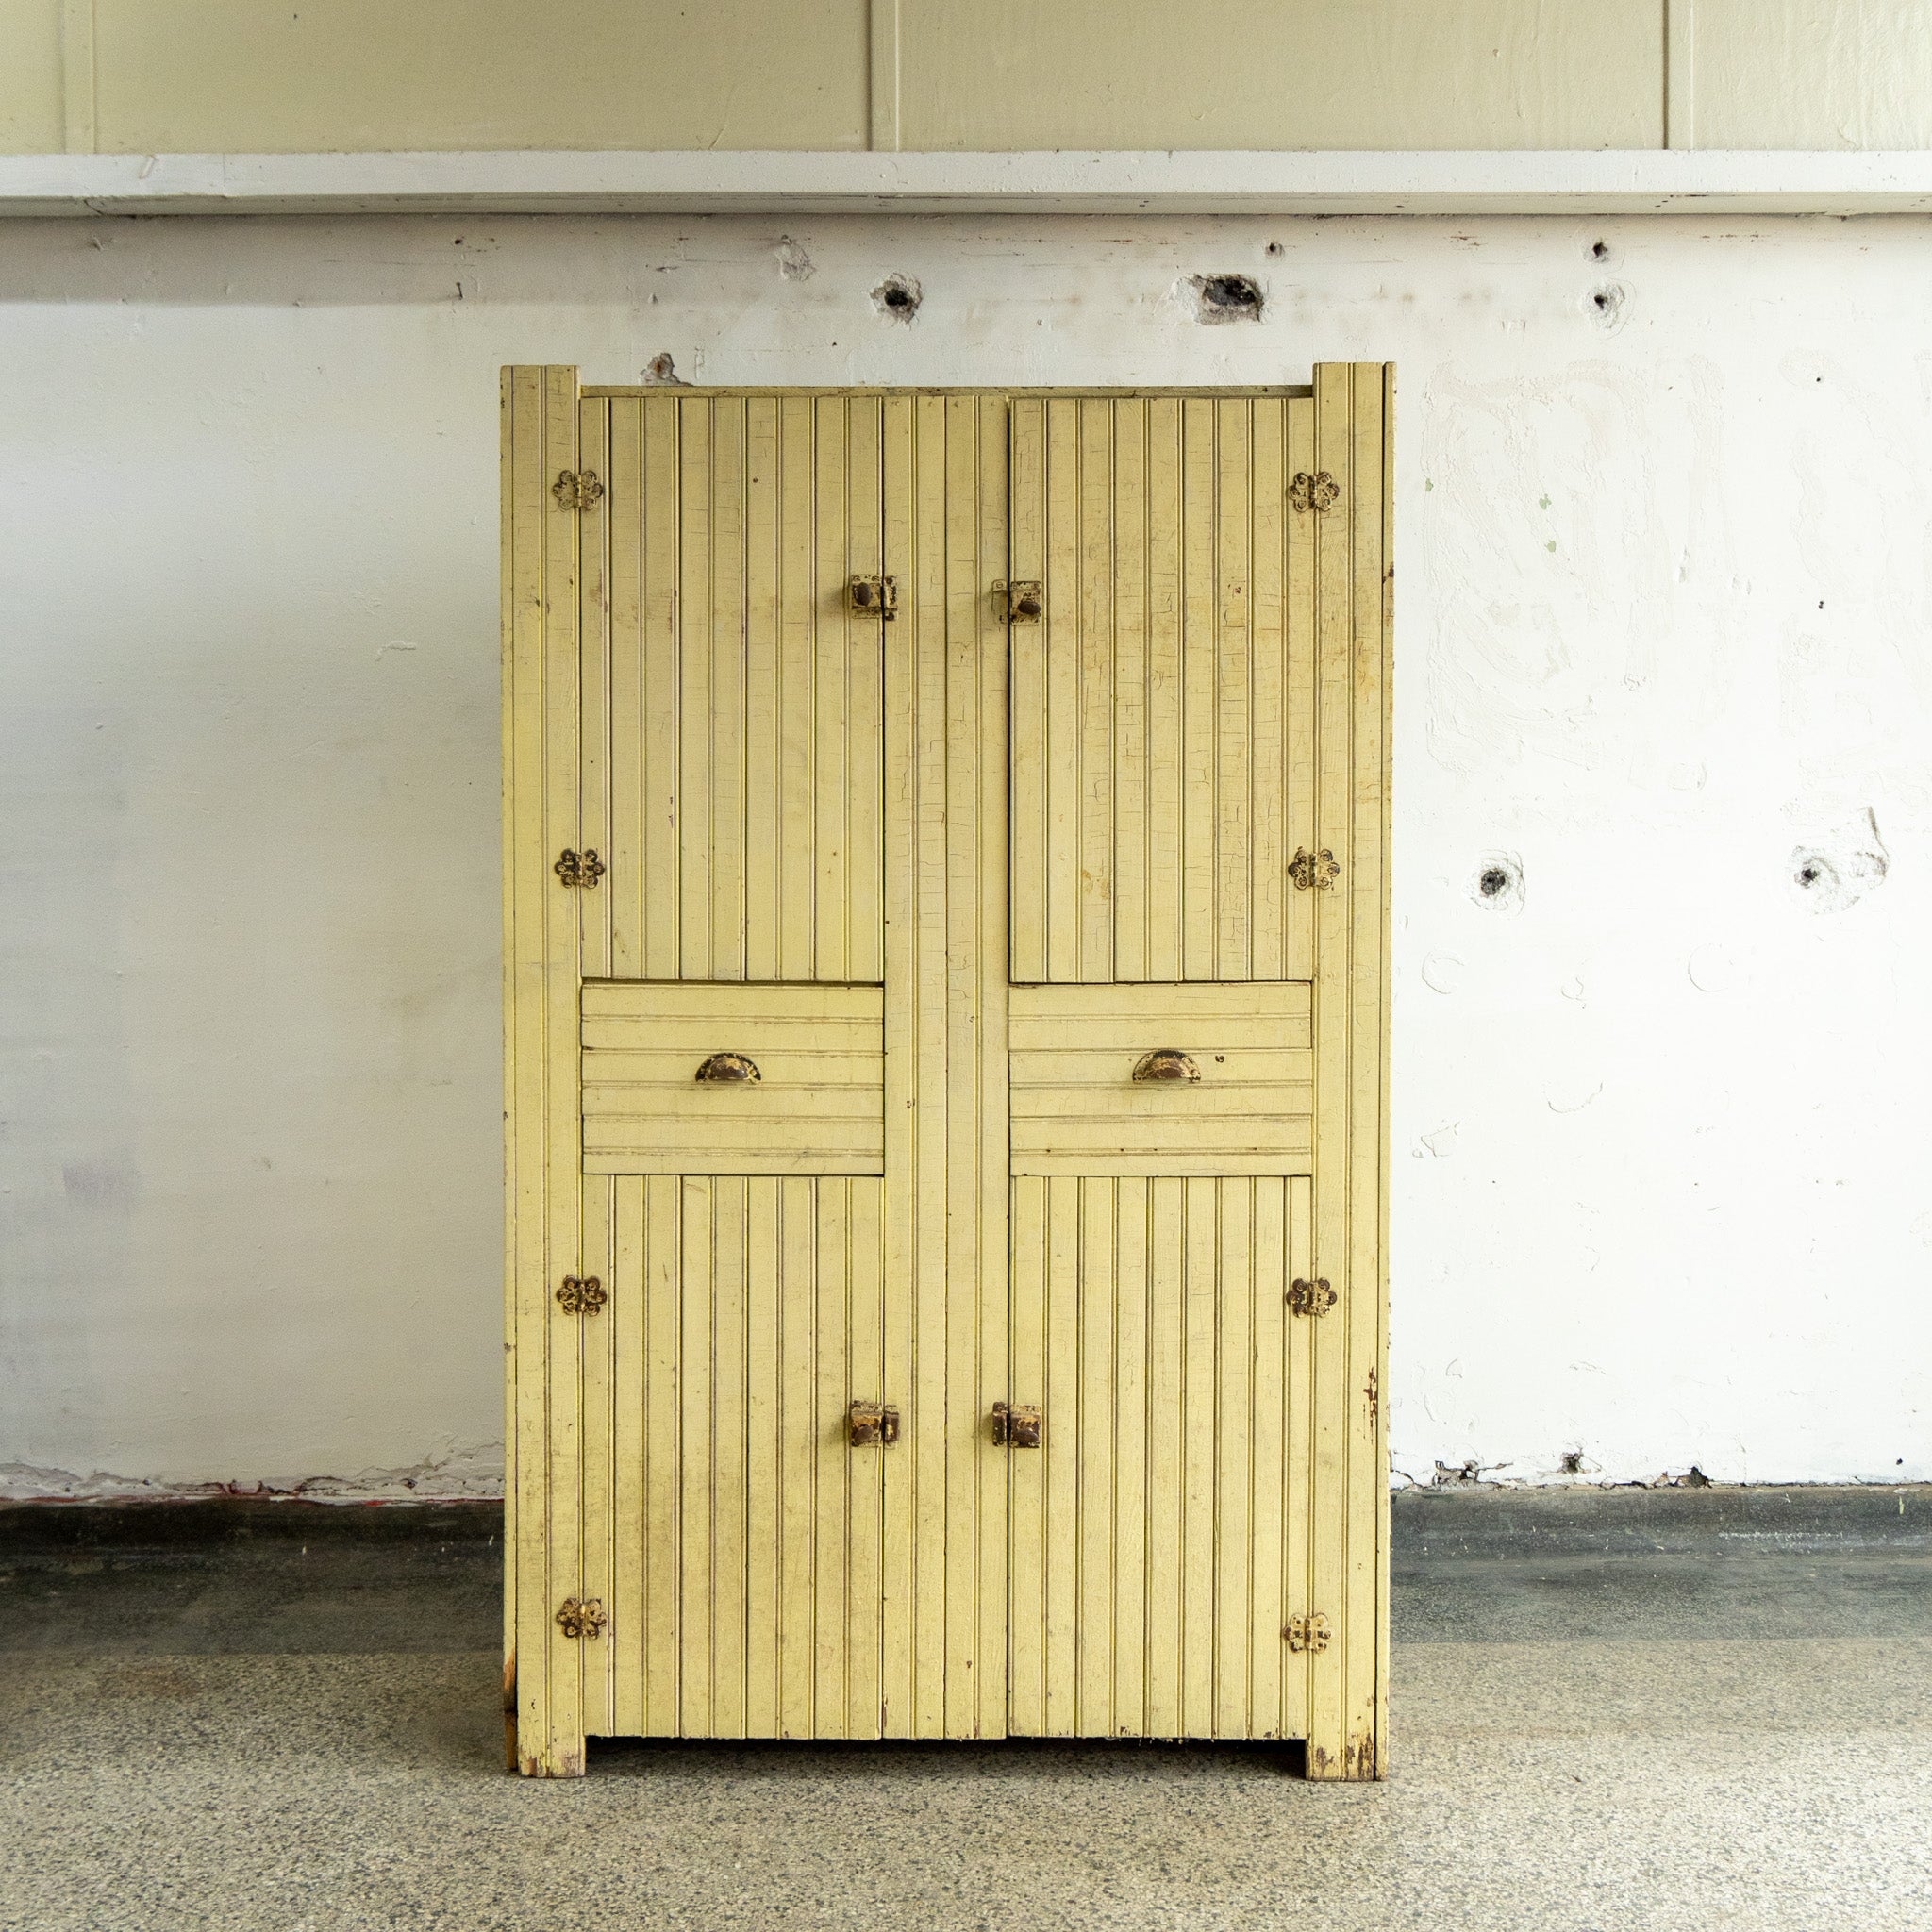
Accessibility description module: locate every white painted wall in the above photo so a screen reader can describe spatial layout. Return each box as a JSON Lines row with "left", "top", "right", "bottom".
{"left": 3, "top": 212, "right": 1928, "bottom": 1496}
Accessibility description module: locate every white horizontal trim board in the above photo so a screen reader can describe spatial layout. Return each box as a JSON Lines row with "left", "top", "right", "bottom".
{"left": 8, "top": 149, "right": 1932, "bottom": 218}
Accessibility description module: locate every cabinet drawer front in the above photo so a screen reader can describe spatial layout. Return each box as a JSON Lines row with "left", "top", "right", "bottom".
{"left": 582, "top": 982, "right": 885, "bottom": 1174}
{"left": 1009, "top": 982, "right": 1313, "bottom": 1176}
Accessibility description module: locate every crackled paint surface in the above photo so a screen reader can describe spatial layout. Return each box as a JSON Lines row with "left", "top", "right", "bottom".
{"left": 1, "top": 212, "right": 1928, "bottom": 1494}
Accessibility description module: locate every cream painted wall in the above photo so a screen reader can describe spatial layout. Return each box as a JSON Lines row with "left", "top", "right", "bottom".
{"left": 1690, "top": 0, "right": 1932, "bottom": 148}
{"left": 7, "top": 1, "right": 1932, "bottom": 155}
{"left": 2, "top": 212, "right": 1929, "bottom": 1497}
{"left": 901, "top": 0, "right": 1662, "bottom": 151}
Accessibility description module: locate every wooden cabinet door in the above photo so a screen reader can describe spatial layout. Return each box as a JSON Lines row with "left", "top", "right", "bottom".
{"left": 509, "top": 387, "right": 1011, "bottom": 1756}
{"left": 1002, "top": 384, "right": 1389, "bottom": 1775}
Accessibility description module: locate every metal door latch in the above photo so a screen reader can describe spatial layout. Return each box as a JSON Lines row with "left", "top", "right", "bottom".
{"left": 1289, "top": 470, "right": 1339, "bottom": 514}
{"left": 1288, "top": 1276, "right": 1337, "bottom": 1318}
{"left": 991, "top": 1402, "right": 1042, "bottom": 1448}
{"left": 1289, "top": 846, "right": 1340, "bottom": 891}
{"left": 849, "top": 575, "right": 898, "bottom": 619}
{"left": 1284, "top": 1612, "right": 1331, "bottom": 1654}
{"left": 552, "top": 470, "right": 605, "bottom": 511}
{"left": 556, "top": 1597, "right": 607, "bottom": 1640}
{"left": 849, "top": 1400, "right": 900, "bottom": 1445}
{"left": 555, "top": 848, "right": 605, "bottom": 888}
{"left": 993, "top": 579, "right": 1042, "bottom": 624}
{"left": 556, "top": 1274, "right": 607, "bottom": 1316}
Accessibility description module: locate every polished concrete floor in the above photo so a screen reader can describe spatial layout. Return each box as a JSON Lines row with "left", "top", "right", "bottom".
{"left": 2, "top": 1487, "right": 1928, "bottom": 1930}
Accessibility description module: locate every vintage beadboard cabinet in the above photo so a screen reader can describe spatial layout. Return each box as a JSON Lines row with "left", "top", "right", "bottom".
{"left": 501, "top": 367, "right": 1392, "bottom": 1778}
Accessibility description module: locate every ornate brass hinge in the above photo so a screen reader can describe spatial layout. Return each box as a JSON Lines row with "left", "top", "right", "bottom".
{"left": 848, "top": 1400, "right": 900, "bottom": 1445}
{"left": 1285, "top": 1612, "right": 1332, "bottom": 1654}
{"left": 991, "top": 1402, "right": 1042, "bottom": 1448}
{"left": 552, "top": 469, "right": 605, "bottom": 511}
{"left": 556, "top": 1275, "right": 607, "bottom": 1316}
{"left": 993, "top": 579, "right": 1042, "bottom": 625}
{"left": 555, "top": 1596, "right": 607, "bottom": 1640}
{"left": 1289, "top": 470, "right": 1339, "bottom": 514}
{"left": 554, "top": 848, "right": 605, "bottom": 889}
{"left": 848, "top": 574, "right": 898, "bottom": 620}
{"left": 1289, "top": 846, "right": 1340, "bottom": 891}
{"left": 1288, "top": 1276, "right": 1337, "bottom": 1318}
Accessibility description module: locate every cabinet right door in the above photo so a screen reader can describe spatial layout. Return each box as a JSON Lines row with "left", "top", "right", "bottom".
{"left": 1003, "top": 383, "right": 1389, "bottom": 1774}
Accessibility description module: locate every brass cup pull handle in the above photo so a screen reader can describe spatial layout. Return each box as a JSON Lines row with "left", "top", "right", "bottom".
{"left": 695, "top": 1052, "right": 760, "bottom": 1083}
{"left": 1131, "top": 1048, "right": 1199, "bottom": 1083}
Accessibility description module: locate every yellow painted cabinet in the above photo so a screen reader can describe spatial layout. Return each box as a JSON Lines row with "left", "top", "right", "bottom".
{"left": 503, "top": 370, "right": 1389, "bottom": 1780}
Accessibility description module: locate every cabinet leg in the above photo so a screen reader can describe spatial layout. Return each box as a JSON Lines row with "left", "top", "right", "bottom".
{"left": 1304, "top": 1726, "right": 1383, "bottom": 1781}
{"left": 508, "top": 1653, "right": 588, "bottom": 1777}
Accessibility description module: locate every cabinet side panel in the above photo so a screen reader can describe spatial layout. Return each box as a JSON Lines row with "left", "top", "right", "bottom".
{"left": 504, "top": 364, "right": 589, "bottom": 1778}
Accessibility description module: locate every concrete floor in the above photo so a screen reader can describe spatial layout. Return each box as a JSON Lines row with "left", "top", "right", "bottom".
{"left": 2, "top": 1488, "right": 1928, "bottom": 1930}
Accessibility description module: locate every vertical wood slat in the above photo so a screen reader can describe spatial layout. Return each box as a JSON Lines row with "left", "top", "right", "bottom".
{"left": 1303, "top": 362, "right": 1392, "bottom": 1782}
{"left": 1178, "top": 401, "right": 1218, "bottom": 983}
{"left": 1212, "top": 400, "right": 1252, "bottom": 981}
{"left": 1043, "top": 399, "right": 1082, "bottom": 984}
{"left": 1009, "top": 397, "right": 1312, "bottom": 984}
{"left": 1008, "top": 398, "right": 1048, "bottom": 983}
{"left": 1142, "top": 1174, "right": 1182, "bottom": 1733}
{"left": 1007, "top": 1174, "right": 1304, "bottom": 1739}
{"left": 941, "top": 396, "right": 1009, "bottom": 1739}
{"left": 708, "top": 396, "right": 747, "bottom": 979}
{"left": 1343, "top": 366, "right": 1392, "bottom": 1778}
{"left": 1042, "top": 1174, "right": 1080, "bottom": 1731}
{"left": 1112, "top": 403, "right": 1149, "bottom": 986}
{"left": 1250, "top": 402, "right": 1289, "bottom": 980}
{"left": 1143, "top": 401, "right": 1185, "bottom": 985}
{"left": 878, "top": 396, "right": 918, "bottom": 1735}
{"left": 578, "top": 1174, "right": 616, "bottom": 1737}
{"left": 973, "top": 392, "right": 1014, "bottom": 1741}
{"left": 504, "top": 364, "right": 588, "bottom": 1777}
{"left": 844, "top": 1176, "right": 886, "bottom": 1734}
{"left": 908, "top": 394, "right": 950, "bottom": 1739}
{"left": 778, "top": 398, "right": 818, "bottom": 981}
{"left": 1077, "top": 402, "right": 1116, "bottom": 980}
{"left": 608, "top": 399, "right": 645, "bottom": 978}
{"left": 741, "top": 400, "right": 780, "bottom": 982}
{"left": 679, "top": 398, "right": 720, "bottom": 980}
{"left": 579, "top": 398, "right": 613, "bottom": 982}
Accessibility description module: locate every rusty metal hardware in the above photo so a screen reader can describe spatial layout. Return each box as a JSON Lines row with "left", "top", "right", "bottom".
{"left": 848, "top": 574, "right": 898, "bottom": 620}
{"left": 555, "top": 1596, "right": 607, "bottom": 1640}
{"left": 694, "top": 1051, "right": 760, "bottom": 1084}
{"left": 554, "top": 848, "right": 605, "bottom": 889}
{"left": 556, "top": 1274, "right": 607, "bottom": 1316}
{"left": 848, "top": 1400, "right": 900, "bottom": 1446}
{"left": 1288, "top": 1276, "right": 1338, "bottom": 1318}
{"left": 991, "top": 1402, "right": 1042, "bottom": 1448}
{"left": 1289, "top": 470, "right": 1339, "bottom": 514}
{"left": 994, "top": 579, "right": 1043, "bottom": 624}
{"left": 1284, "top": 1612, "right": 1331, "bottom": 1654}
{"left": 1131, "top": 1048, "right": 1200, "bottom": 1084}
{"left": 1289, "top": 845, "right": 1340, "bottom": 891}
{"left": 552, "top": 469, "right": 605, "bottom": 511}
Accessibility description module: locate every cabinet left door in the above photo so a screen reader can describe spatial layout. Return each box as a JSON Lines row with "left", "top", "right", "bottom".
{"left": 504, "top": 373, "right": 900, "bottom": 1770}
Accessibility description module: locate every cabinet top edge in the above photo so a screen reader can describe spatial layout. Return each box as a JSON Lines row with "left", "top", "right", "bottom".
{"left": 578, "top": 384, "right": 1318, "bottom": 400}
